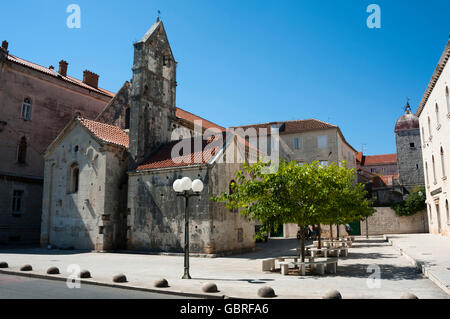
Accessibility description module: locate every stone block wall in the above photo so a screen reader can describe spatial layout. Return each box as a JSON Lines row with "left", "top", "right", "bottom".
{"left": 360, "top": 207, "right": 428, "bottom": 236}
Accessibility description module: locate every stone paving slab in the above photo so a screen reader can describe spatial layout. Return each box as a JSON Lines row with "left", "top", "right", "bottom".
{"left": 385, "top": 233, "right": 450, "bottom": 295}
{"left": 0, "top": 237, "right": 448, "bottom": 299}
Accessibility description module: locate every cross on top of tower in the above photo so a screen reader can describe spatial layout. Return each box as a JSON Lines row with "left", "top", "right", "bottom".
{"left": 405, "top": 98, "right": 411, "bottom": 113}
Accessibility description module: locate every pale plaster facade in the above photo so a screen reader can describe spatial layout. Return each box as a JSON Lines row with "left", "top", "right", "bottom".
{"left": 417, "top": 39, "right": 450, "bottom": 237}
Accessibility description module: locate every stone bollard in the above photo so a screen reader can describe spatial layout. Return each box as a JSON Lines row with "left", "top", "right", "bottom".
{"left": 322, "top": 289, "right": 342, "bottom": 299}
{"left": 47, "top": 267, "right": 60, "bottom": 275}
{"left": 202, "top": 282, "right": 218, "bottom": 293}
{"left": 79, "top": 270, "right": 91, "bottom": 278}
{"left": 400, "top": 292, "right": 419, "bottom": 299}
{"left": 20, "top": 264, "right": 32, "bottom": 271}
{"left": 0, "top": 262, "right": 8, "bottom": 268}
{"left": 257, "top": 286, "right": 276, "bottom": 298}
{"left": 154, "top": 278, "right": 169, "bottom": 288}
{"left": 113, "top": 273, "right": 127, "bottom": 283}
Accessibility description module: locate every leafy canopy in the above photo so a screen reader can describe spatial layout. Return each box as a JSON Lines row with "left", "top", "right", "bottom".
{"left": 392, "top": 187, "right": 426, "bottom": 216}
{"left": 211, "top": 159, "right": 374, "bottom": 240}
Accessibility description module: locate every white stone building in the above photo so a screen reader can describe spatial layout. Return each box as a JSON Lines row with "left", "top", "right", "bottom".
{"left": 416, "top": 38, "right": 450, "bottom": 237}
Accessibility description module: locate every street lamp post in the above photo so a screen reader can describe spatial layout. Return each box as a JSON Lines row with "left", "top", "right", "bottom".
{"left": 173, "top": 177, "right": 204, "bottom": 279}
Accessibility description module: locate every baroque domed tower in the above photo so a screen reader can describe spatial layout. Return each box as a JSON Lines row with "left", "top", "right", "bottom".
{"left": 394, "top": 101, "right": 425, "bottom": 189}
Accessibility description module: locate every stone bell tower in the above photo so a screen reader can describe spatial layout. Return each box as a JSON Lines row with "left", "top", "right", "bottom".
{"left": 394, "top": 101, "right": 425, "bottom": 189}
{"left": 129, "top": 19, "right": 177, "bottom": 166}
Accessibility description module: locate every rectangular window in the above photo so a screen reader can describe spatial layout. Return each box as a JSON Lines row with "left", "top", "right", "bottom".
{"left": 410, "top": 143, "right": 415, "bottom": 148}
{"left": 21, "top": 102, "right": 32, "bottom": 121}
{"left": 317, "top": 135, "right": 327, "bottom": 148}
{"left": 293, "top": 138, "right": 301, "bottom": 150}
{"left": 12, "top": 190, "right": 24, "bottom": 215}
{"left": 319, "top": 161, "right": 328, "bottom": 167}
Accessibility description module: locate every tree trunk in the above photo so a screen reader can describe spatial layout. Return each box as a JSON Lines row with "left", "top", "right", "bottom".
{"left": 299, "top": 226, "right": 306, "bottom": 262}
{"left": 329, "top": 223, "right": 333, "bottom": 240}
{"left": 318, "top": 224, "right": 322, "bottom": 249}
{"left": 337, "top": 224, "right": 340, "bottom": 238}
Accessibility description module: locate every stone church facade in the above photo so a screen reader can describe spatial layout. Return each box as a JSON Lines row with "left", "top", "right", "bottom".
{"left": 41, "top": 20, "right": 255, "bottom": 254}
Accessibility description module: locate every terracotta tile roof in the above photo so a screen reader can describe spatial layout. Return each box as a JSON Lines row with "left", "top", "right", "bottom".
{"left": 136, "top": 135, "right": 221, "bottom": 170}
{"left": 232, "top": 119, "right": 337, "bottom": 135}
{"left": 363, "top": 154, "right": 397, "bottom": 166}
{"left": 356, "top": 152, "right": 363, "bottom": 163}
{"left": 78, "top": 117, "right": 129, "bottom": 148}
{"left": 176, "top": 108, "right": 225, "bottom": 131}
{"left": 373, "top": 173, "right": 398, "bottom": 188}
{"left": 136, "top": 131, "right": 261, "bottom": 171}
{"left": 7, "top": 54, "right": 115, "bottom": 97}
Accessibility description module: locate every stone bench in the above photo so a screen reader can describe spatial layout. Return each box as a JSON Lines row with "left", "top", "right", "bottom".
{"left": 262, "top": 258, "right": 275, "bottom": 272}
{"left": 279, "top": 258, "right": 338, "bottom": 276}
{"left": 307, "top": 247, "right": 329, "bottom": 258}
{"left": 327, "top": 247, "right": 349, "bottom": 257}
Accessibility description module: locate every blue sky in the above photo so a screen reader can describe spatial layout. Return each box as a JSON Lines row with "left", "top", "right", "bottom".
{"left": 1, "top": 0, "right": 449, "bottom": 155}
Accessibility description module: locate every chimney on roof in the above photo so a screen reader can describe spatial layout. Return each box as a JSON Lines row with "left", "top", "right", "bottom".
{"left": 59, "top": 60, "right": 68, "bottom": 77}
{"left": 83, "top": 70, "right": 99, "bottom": 88}
{"left": 1, "top": 40, "right": 8, "bottom": 51}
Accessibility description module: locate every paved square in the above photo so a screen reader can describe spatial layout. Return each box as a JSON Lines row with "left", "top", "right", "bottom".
{"left": 0, "top": 237, "right": 448, "bottom": 299}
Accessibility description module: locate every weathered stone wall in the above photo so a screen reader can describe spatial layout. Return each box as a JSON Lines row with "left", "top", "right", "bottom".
{"left": 41, "top": 125, "right": 108, "bottom": 250}
{"left": 395, "top": 129, "right": 424, "bottom": 188}
{"left": 96, "top": 81, "right": 131, "bottom": 129}
{"left": 127, "top": 166, "right": 211, "bottom": 253}
{"left": 360, "top": 207, "right": 428, "bottom": 236}
{"left": 103, "top": 147, "right": 129, "bottom": 250}
{"left": 129, "top": 22, "right": 177, "bottom": 166}
{"left": 127, "top": 160, "right": 255, "bottom": 255}
{"left": 209, "top": 162, "right": 255, "bottom": 254}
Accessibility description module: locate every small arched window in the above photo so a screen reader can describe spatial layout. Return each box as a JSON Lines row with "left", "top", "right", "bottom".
{"left": 421, "top": 126, "right": 425, "bottom": 145}
{"left": 163, "top": 54, "right": 171, "bottom": 67}
{"left": 67, "top": 163, "right": 79, "bottom": 194}
{"left": 125, "top": 107, "right": 130, "bottom": 129}
{"left": 446, "top": 86, "right": 450, "bottom": 113}
{"left": 17, "top": 137, "right": 27, "bottom": 164}
{"left": 425, "top": 162, "right": 429, "bottom": 186}
{"left": 21, "top": 98, "right": 32, "bottom": 121}
{"left": 432, "top": 155, "right": 437, "bottom": 184}
{"left": 441, "top": 147, "right": 446, "bottom": 178}
{"left": 435, "top": 103, "right": 440, "bottom": 126}
{"left": 427, "top": 116, "right": 432, "bottom": 139}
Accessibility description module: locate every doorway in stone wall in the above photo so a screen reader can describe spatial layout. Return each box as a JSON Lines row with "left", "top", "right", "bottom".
{"left": 270, "top": 224, "right": 284, "bottom": 237}
{"left": 349, "top": 221, "right": 361, "bottom": 236}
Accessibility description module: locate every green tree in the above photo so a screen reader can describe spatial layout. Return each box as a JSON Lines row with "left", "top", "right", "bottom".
{"left": 393, "top": 187, "right": 426, "bottom": 216}
{"left": 211, "top": 159, "right": 373, "bottom": 261}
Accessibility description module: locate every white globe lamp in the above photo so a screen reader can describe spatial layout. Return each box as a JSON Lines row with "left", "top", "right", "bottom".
{"left": 192, "top": 179, "right": 204, "bottom": 193}
{"left": 180, "top": 177, "right": 192, "bottom": 191}
{"left": 173, "top": 179, "right": 183, "bottom": 193}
